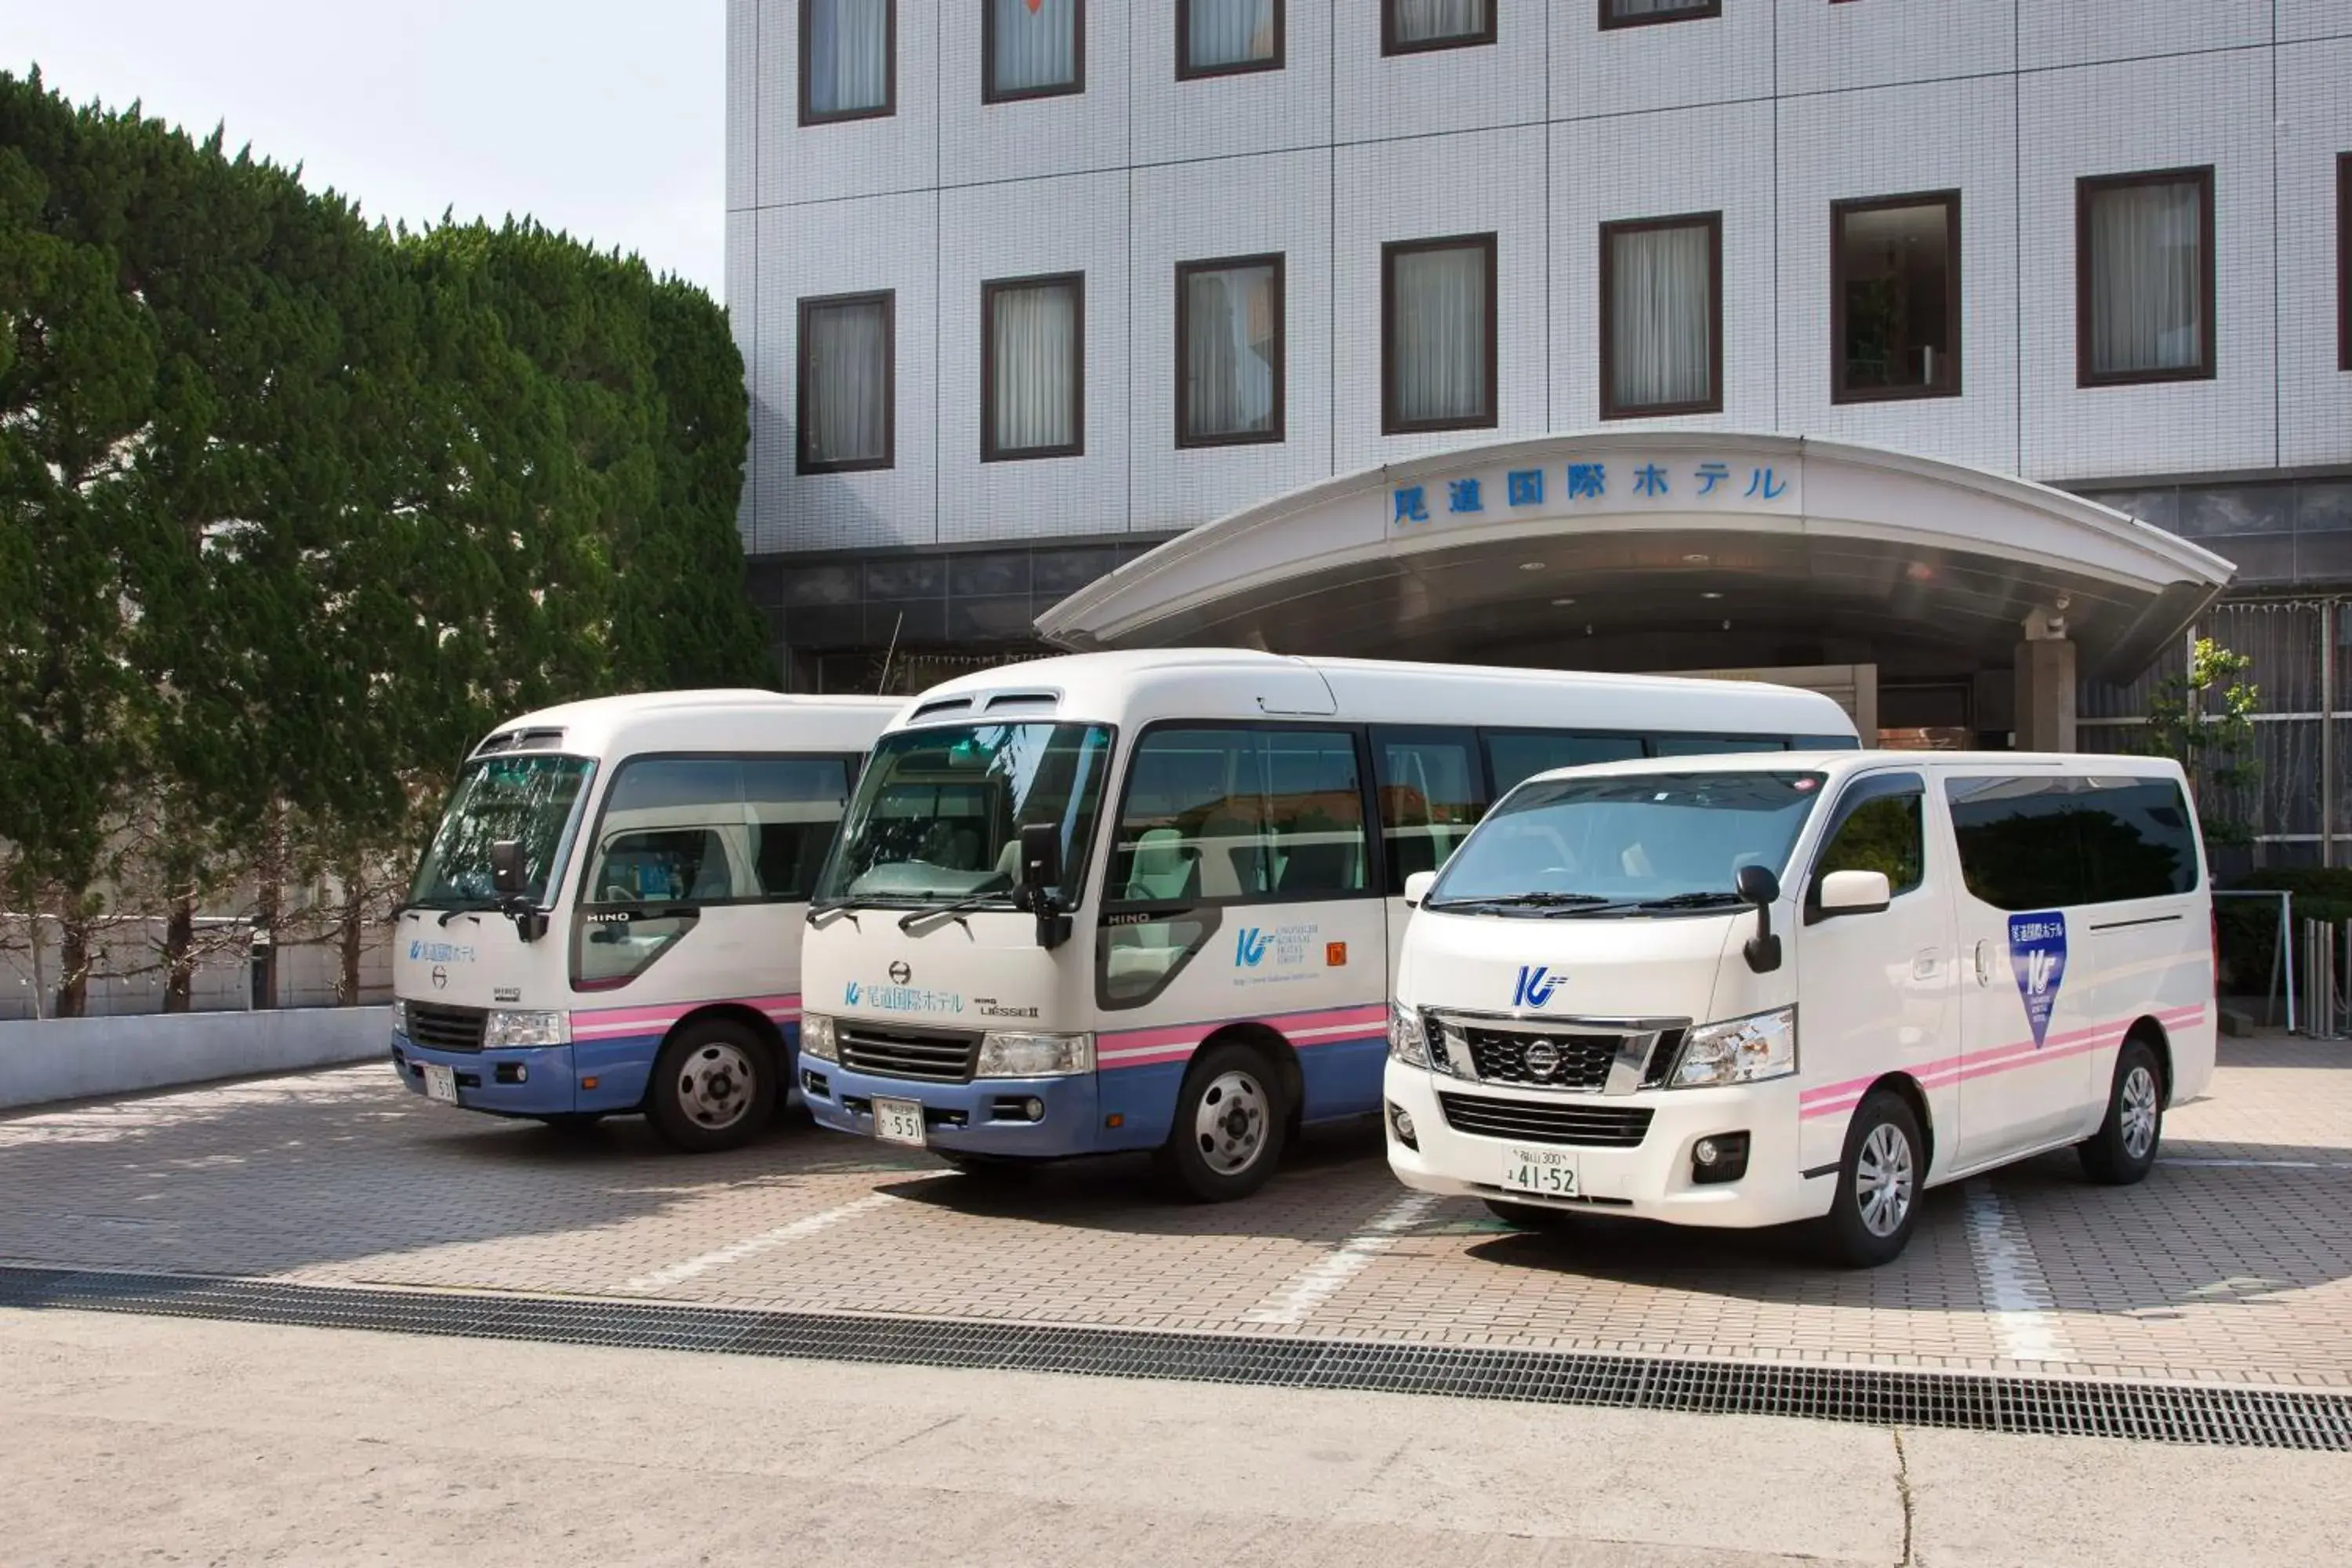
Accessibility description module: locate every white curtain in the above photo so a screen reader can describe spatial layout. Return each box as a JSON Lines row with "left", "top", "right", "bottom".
{"left": 2087, "top": 180, "right": 2205, "bottom": 376}
{"left": 804, "top": 299, "right": 889, "bottom": 464}
{"left": 807, "top": 0, "right": 889, "bottom": 115}
{"left": 1188, "top": 0, "right": 1276, "bottom": 70}
{"left": 1609, "top": 0, "right": 1710, "bottom": 20}
{"left": 993, "top": 281, "right": 1080, "bottom": 452}
{"left": 991, "top": 0, "right": 1080, "bottom": 95}
{"left": 1184, "top": 265, "right": 1277, "bottom": 438}
{"left": 1391, "top": 245, "right": 1488, "bottom": 426}
{"left": 1392, "top": 0, "right": 1487, "bottom": 44}
{"left": 1610, "top": 223, "right": 1712, "bottom": 411}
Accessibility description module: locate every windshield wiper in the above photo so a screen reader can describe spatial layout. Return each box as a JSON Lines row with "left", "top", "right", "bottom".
{"left": 807, "top": 900, "right": 864, "bottom": 930}
{"left": 1425, "top": 892, "right": 1611, "bottom": 915}
{"left": 1628, "top": 891, "right": 1749, "bottom": 912}
{"left": 898, "top": 890, "right": 1013, "bottom": 935}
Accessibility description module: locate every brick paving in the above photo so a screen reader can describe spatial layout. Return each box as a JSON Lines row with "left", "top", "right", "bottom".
{"left": 2, "top": 1036, "right": 2347, "bottom": 1388}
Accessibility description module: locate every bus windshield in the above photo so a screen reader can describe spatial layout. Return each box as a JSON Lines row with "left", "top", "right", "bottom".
{"left": 410, "top": 754, "right": 596, "bottom": 909}
{"left": 817, "top": 722, "right": 1112, "bottom": 907}
{"left": 1426, "top": 771, "right": 1826, "bottom": 916}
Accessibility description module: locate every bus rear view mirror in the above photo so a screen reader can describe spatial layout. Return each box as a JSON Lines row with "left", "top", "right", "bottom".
{"left": 1018, "top": 822, "right": 1072, "bottom": 951}
{"left": 489, "top": 840, "right": 525, "bottom": 898}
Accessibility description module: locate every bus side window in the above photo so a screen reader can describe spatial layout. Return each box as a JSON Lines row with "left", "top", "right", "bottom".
{"left": 1374, "top": 728, "right": 1486, "bottom": 895}
{"left": 1482, "top": 731, "right": 1643, "bottom": 797}
{"left": 743, "top": 757, "right": 851, "bottom": 902}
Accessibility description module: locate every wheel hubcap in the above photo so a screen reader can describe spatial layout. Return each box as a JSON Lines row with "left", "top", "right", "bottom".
{"left": 1194, "top": 1069, "right": 1270, "bottom": 1176}
{"left": 1855, "top": 1122, "right": 1915, "bottom": 1238}
{"left": 678, "top": 1042, "right": 755, "bottom": 1130}
{"left": 2121, "top": 1065, "right": 2160, "bottom": 1160}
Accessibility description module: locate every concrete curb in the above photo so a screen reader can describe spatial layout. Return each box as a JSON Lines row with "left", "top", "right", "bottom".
{"left": 0, "top": 1007, "right": 390, "bottom": 1110}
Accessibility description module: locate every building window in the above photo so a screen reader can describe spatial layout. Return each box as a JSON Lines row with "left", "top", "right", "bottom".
{"left": 1383, "top": 1, "right": 1494, "bottom": 56}
{"left": 982, "top": 273, "right": 1084, "bottom": 461}
{"left": 2339, "top": 153, "right": 2350, "bottom": 372}
{"left": 1177, "top": 256, "right": 1285, "bottom": 447}
{"left": 797, "top": 292, "right": 895, "bottom": 474}
{"left": 1832, "top": 191, "right": 1961, "bottom": 404}
{"left": 1599, "top": 0, "right": 1722, "bottom": 30}
{"left": 985, "top": 0, "right": 1083, "bottom": 103}
{"left": 800, "top": 0, "right": 895, "bottom": 124}
{"left": 1599, "top": 212, "right": 1722, "bottom": 419}
{"left": 2077, "top": 167, "right": 2216, "bottom": 387}
{"left": 1382, "top": 234, "right": 1497, "bottom": 434}
{"left": 1179, "top": 0, "right": 1282, "bottom": 78}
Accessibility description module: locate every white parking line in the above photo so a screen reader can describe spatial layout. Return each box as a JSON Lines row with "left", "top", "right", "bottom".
{"left": 1241, "top": 1192, "right": 1442, "bottom": 1326}
{"left": 619, "top": 1181, "right": 942, "bottom": 1294}
{"left": 1962, "top": 1181, "right": 2075, "bottom": 1365}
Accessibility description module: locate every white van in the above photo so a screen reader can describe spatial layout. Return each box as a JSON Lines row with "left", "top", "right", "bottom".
{"left": 1384, "top": 751, "right": 2215, "bottom": 1265}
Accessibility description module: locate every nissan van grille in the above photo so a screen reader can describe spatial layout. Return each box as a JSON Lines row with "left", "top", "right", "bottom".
{"left": 1421, "top": 1010, "right": 1687, "bottom": 1095}
{"left": 837, "top": 1022, "right": 984, "bottom": 1083}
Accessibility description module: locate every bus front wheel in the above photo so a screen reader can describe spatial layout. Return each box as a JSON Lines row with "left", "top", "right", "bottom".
{"left": 648, "top": 1019, "right": 778, "bottom": 1154}
{"left": 1153, "top": 1041, "right": 1288, "bottom": 1203}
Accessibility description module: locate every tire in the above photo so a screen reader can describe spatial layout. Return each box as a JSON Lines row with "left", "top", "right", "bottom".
{"left": 648, "top": 1019, "right": 778, "bottom": 1153}
{"left": 1152, "top": 1040, "right": 1288, "bottom": 1202}
{"left": 1819, "top": 1089, "right": 1925, "bottom": 1269}
{"left": 2078, "top": 1038, "right": 2164, "bottom": 1185}
{"left": 1483, "top": 1198, "right": 1578, "bottom": 1232}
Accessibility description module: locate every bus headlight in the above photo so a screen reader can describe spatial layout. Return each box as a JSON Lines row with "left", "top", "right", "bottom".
{"left": 976, "top": 1031, "right": 1094, "bottom": 1078}
{"left": 1387, "top": 1002, "right": 1430, "bottom": 1068}
{"left": 1670, "top": 1007, "right": 1797, "bottom": 1088}
{"left": 484, "top": 1010, "right": 571, "bottom": 1049}
{"left": 391, "top": 999, "right": 409, "bottom": 1038}
{"left": 800, "top": 1013, "right": 839, "bottom": 1062}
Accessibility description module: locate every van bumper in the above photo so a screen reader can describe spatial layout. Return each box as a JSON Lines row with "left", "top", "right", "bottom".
{"left": 1381, "top": 1061, "right": 1834, "bottom": 1229}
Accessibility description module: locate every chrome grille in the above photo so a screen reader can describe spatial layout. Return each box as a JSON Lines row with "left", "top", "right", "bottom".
{"left": 837, "top": 1023, "right": 982, "bottom": 1083}
{"left": 1425, "top": 1011, "right": 1685, "bottom": 1096}
{"left": 1437, "top": 1092, "right": 1653, "bottom": 1149}
{"left": 1460, "top": 1028, "right": 1621, "bottom": 1091}
{"left": 405, "top": 1003, "right": 486, "bottom": 1053}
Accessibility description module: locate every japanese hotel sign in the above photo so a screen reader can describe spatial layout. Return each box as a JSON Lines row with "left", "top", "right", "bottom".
{"left": 1388, "top": 453, "right": 1804, "bottom": 535}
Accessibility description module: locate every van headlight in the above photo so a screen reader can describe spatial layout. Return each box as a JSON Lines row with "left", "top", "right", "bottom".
{"left": 1670, "top": 1007, "right": 1797, "bottom": 1088}
{"left": 800, "top": 1013, "right": 839, "bottom": 1062}
{"left": 483, "top": 1010, "right": 570, "bottom": 1049}
{"left": 976, "top": 1031, "right": 1094, "bottom": 1078}
{"left": 1387, "top": 1002, "right": 1430, "bottom": 1068}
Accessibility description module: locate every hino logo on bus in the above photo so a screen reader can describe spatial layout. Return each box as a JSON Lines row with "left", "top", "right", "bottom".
{"left": 887, "top": 960, "right": 912, "bottom": 985}
{"left": 1512, "top": 965, "right": 1563, "bottom": 1007}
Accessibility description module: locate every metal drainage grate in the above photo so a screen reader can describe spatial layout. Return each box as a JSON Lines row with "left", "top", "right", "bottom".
{"left": 4, "top": 1265, "right": 2349, "bottom": 1451}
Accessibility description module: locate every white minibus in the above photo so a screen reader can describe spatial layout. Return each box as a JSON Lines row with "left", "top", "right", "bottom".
{"left": 391, "top": 690, "right": 898, "bottom": 1150}
{"left": 1384, "top": 750, "right": 2216, "bottom": 1264}
{"left": 794, "top": 651, "right": 1857, "bottom": 1199}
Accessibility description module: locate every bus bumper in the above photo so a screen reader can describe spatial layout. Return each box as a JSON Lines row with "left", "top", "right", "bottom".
{"left": 1381, "top": 1062, "right": 1831, "bottom": 1229}
{"left": 800, "top": 1062, "right": 1105, "bottom": 1158}
{"left": 389, "top": 1031, "right": 604, "bottom": 1118}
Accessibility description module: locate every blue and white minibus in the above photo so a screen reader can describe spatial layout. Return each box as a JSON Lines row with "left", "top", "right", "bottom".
{"left": 794, "top": 651, "right": 1857, "bottom": 1199}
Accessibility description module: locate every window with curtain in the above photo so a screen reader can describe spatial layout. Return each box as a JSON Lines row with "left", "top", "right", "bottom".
{"left": 797, "top": 292, "right": 895, "bottom": 473}
{"left": 2078, "top": 168, "right": 2214, "bottom": 385}
{"left": 2337, "top": 154, "right": 2350, "bottom": 373}
{"left": 1833, "top": 191, "right": 1961, "bottom": 403}
{"left": 1600, "top": 0, "right": 1721, "bottom": 28}
{"left": 1177, "top": 256, "right": 1283, "bottom": 446}
{"left": 1600, "top": 213, "right": 1721, "bottom": 419}
{"left": 1383, "top": 234, "right": 1497, "bottom": 434}
{"left": 983, "top": 274, "right": 1084, "bottom": 460}
{"left": 800, "top": 0, "right": 894, "bottom": 123}
{"left": 1180, "top": 0, "right": 1282, "bottom": 77}
{"left": 985, "top": 0, "right": 1083, "bottom": 102}
{"left": 1384, "top": 0, "right": 1494, "bottom": 55}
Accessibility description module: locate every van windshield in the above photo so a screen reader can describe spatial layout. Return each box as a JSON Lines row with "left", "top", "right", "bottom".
{"left": 1425, "top": 771, "right": 1826, "bottom": 916}
{"left": 815, "top": 722, "right": 1113, "bottom": 907}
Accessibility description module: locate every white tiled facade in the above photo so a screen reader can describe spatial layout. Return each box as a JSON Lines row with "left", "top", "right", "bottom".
{"left": 728, "top": 0, "right": 2352, "bottom": 572}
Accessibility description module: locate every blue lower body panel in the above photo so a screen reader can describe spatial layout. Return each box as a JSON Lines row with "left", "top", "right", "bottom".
{"left": 390, "top": 1030, "right": 655, "bottom": 1118}
{"left": 802, "top": 1061, "right": 1106, "bottom": 1157}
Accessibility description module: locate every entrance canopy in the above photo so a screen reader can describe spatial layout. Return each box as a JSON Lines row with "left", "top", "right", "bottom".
{"left": 1038, "top": 433, "right": 2234, "bottom": 684}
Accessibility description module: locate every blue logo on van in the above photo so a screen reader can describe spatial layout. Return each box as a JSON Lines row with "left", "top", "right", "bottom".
{"left": 2008, "top": 912, "right": 2068, "bottom": 1047}
{"left": 1236, "top": 928, "right": 1271, "bottom": 967}
{"left": 1512, "top": 966, "right": 1563, "bottom": 1008}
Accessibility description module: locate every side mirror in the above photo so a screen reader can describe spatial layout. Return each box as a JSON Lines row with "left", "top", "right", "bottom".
{"left": 1017, "top": 822, "right": 1072, "bottom": 952}
{"left": 1735, "top": 863, "right": 1783, "bottom": 974}
{"left": 1403, "top": 870, "right": 1438, "bottom": 909}
{"left": 489, "top": 840, "right": 525, "bottom": 898}
{"left": 1817, "top": 869, "right": 1893, "bottom": 920}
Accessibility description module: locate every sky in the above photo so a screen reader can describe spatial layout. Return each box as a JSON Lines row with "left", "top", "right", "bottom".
{"left": 2, "top": 0, "right": 728, "bottom": 292}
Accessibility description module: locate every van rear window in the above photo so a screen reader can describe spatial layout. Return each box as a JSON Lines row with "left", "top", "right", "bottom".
{"left": 1945, "top": 775, "right": 2200, "bottom": 910}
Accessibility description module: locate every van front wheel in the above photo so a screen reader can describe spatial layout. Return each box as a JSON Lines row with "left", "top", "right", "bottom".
{"left": 2078, "top": 1040, "right": 2164, "bottom": 1185}
{"left": 1820, "top": 1091, "right": 1924, "bottom": 1268}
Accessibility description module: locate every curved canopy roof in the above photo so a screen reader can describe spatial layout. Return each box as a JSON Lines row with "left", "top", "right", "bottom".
{"left": 1037, "top": 433, "right": 2234, "bottom": 683}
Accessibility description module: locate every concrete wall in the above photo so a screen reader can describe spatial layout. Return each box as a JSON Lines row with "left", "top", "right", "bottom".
{"left": 0, "top": 1007, "right": 390, "bottom": 1111}
{"left": 728, "top": 0, "right": 2352, "bottom": 557}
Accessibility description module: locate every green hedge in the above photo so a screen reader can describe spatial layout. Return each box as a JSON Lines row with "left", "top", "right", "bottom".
{"left": 2217, "top": 869, "right": 2352, "bottom": 996}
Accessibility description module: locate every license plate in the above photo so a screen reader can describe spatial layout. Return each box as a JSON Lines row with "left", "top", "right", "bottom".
{"left": 423, "top": 1063, "right": 459, "bottom": 1105}
{"left": 1501, "top": 1146, "right": 1578, "bottom": 1197}
{"left": 873, "top": 1096, "right": 926, "bottom": 1147}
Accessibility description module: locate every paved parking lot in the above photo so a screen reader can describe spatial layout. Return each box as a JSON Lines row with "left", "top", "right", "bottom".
{"left": 2, "top": 1034, "right": 2347, "bottom": 1388}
